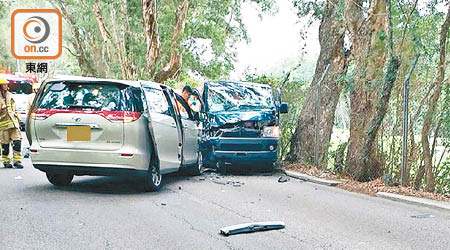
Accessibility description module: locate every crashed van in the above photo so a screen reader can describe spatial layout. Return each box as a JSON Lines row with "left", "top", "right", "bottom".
{"left": 200, "top": 81, "right": 288, "bottom": 173}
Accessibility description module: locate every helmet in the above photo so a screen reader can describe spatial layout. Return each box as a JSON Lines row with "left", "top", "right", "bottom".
{"left": 0, "top": 78, "right": 7, "bottom": 84}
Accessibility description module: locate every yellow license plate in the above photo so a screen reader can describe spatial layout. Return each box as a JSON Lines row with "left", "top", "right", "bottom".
{"left": 67, "top": 126, "right": 91, "bottom": 142}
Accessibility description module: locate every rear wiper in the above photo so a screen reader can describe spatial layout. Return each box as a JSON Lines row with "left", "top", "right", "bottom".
{"left": 67, "top": 104, "right": 100, "bottom": 110}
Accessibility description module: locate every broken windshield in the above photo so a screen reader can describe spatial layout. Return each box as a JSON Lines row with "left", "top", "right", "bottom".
{"left": 206, "top": 82, "right": 274, "bottom": 113}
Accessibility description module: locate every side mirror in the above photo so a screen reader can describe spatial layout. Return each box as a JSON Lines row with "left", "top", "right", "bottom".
{"left": 280, "top": 102, "right": 289, "bottom": 114}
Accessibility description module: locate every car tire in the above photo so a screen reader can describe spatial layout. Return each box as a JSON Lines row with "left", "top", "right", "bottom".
{"left": 217, "top": 160, "right": 227, "bottom": 175}
{"left": 260, "top": 163, "right": 274, "bottom": 173}
{"left": 46, "top": 172, "right": 74, "bottom": 186}
{"left": 144, "top": 163, "right": 162, "bottom": 192}
{"left": 188, "top": 151, "right": 204, "bottom": 176}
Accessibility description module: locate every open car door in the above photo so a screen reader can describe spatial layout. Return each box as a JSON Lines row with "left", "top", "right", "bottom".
{"left": 173, "top": 93, "right": 200, "bottom": 166}
{"left": 142, "top": 84, "right": 181, "bottom": 173}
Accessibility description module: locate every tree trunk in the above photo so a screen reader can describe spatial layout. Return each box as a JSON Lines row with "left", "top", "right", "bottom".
{"left": 345, "top": 0, "right": 388, "bottom": 181}
{"left": 155, "top": 0, "right": 189, "bottom": 83}
{"left": 408, "top": 85, "right": 433, "bottom": 184}
{"left": 420, "top": 4, "right": 450, "bottom": 192}
{"left": 58, "top": 3, "right": 96, "bottom": 76}
{"left": 93, "top": 2, "right": 112, "bottom": 77}
{"left": 289, "top": 0, "right": 349, "bottom": 167}
{"left": 142, "top": 0, "right": 161, "bottom": 77}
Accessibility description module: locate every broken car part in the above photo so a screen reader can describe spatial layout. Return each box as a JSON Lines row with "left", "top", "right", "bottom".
{"left": 219, "top": 221, "right": 285, "bottom": 236}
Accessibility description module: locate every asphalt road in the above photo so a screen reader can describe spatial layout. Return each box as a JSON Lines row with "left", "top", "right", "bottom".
{"left": 1, "top": 143, "right": 449, "bottom": 249}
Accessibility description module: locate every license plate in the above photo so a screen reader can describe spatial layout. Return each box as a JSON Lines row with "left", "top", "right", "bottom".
{"left": 67, "top": 126, "right": 91, "bottom": 142}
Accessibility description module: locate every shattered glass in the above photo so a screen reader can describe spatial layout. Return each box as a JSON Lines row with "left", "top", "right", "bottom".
{"left": 206, "top": 81, "right": 274, "bottom": 113}
{"left": 205, "top": 82, "right": 277, "bottom": 127}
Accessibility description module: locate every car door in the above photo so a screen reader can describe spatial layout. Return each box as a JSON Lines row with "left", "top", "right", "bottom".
{"left": 142, "top": 85, "right": 181, "bottom": 172}
{"left": 173, "top": 94, "right": 200, "bottom": 165}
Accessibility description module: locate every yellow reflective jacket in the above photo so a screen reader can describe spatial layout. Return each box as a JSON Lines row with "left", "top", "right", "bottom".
{"left": 0, "top": 91, "right": 20, "bottom": 130}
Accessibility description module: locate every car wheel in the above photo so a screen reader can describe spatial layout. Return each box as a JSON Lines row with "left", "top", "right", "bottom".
{"left": 261, "top": 163, "right": 274, "bottom": 173}
{"left": 188, "top": 151, "right": 204, "bottom": 176}
{"left": 144, "top": 163, "right": 162, "bottom": 192}
{"left": 217, "top": 160, "right": 226, "bottom": 175}
{"left": 46, "top": 172, "right": 73, "bottom": 186}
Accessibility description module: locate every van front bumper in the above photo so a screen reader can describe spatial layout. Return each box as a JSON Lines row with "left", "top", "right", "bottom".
{"left": 205, "top": 137, "right": 278, "bottom": 164}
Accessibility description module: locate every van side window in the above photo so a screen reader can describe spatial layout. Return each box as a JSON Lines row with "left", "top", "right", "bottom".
{"left": 175, "top": 94, "right": 193, "bottom": 120}
{"left": 143, "top": 87, "right": 171, "bottom": 116}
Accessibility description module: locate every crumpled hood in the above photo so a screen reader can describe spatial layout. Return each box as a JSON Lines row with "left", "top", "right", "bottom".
{"left": 208, "top": 109, "right": 276, "bottom": 127}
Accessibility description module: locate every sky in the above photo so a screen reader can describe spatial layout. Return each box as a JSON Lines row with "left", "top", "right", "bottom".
{"left": 231, "top": 0, "right": 320, "bottom": 80}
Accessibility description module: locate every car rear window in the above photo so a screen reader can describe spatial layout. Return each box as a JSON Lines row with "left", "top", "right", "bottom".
{"left": 37, "top": 81, "right": 123, "bottom": 111}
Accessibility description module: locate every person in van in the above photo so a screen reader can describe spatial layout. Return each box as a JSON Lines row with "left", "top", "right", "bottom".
{"left": 181, "top": 85, "right": 201, "bottom": 113}
{"left": 0, "top": 79, "right": 23, "bottom": 169}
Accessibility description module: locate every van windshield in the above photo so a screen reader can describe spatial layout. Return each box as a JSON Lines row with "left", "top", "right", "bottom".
{"left": 8, "top": 81, "right": 32, "bottom": 95}
{"left": 38, "top": 82, "right": 122, "bottom": 111}
{"left": 207, "top": 82, "right": 274, "bottom": 113}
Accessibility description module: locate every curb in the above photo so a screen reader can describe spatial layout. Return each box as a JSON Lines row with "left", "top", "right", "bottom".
{"left": 376, "top": 192, "right": 450, "bottom": 211}
{"left": 285, "top": 170, "right": 341, "bottom": 186}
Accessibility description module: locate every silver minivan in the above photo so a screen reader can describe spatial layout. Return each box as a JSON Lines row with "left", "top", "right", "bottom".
{"left": 26, "top": 77, "right": 202, "bottom": 191}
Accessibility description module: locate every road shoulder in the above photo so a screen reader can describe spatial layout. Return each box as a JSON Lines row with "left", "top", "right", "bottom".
{"left": 377, "top": 192, "right": 450, "bottom": 211}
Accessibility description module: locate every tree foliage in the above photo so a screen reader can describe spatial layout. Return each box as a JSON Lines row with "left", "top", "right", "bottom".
{"left": 47, "top": 0, "right": 275, "bottom": 82}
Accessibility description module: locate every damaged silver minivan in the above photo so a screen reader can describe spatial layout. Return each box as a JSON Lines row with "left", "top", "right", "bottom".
{"left": 26, "top": 77, "right": 202, "bottom": 191}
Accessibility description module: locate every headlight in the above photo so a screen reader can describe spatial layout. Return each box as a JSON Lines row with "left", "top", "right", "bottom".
{"left": 262, "top": 126, "right": 280, "bottom": 138}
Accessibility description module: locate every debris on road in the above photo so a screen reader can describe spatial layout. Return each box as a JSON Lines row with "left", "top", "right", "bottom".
{"left": 220, "top": 221, "right": 285, "bottom": 236}
{"left": 411, "top": 214, "right": 434, "bottom": 219}
{"left": 226, "top": 180, "right": 244, "bottom": 187}
{"left": 213, "top": 179, "right": 244, "bottom": 187}
{"left": 213, "top": 180, "right": 226, "bottom": 185}
{"left": 14, "top": 176, "right": 23, "bottom": 180}
{"left": 278, "top": 176, "right": 290, "bottom": 183}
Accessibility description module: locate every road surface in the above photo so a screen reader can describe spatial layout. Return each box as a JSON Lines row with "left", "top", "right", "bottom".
{"left": 1, "top": 143, "right": 449, "bottom": 249}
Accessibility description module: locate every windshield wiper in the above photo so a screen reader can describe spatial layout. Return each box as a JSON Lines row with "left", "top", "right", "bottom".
{"left": 67, "top": 104, "right": 100, "bottom": 110}
{"left": 220, "top": 221, "right": 285, "bottom": 236}
{"left": 228, "top": 104, "right": 265, "bottom": 111}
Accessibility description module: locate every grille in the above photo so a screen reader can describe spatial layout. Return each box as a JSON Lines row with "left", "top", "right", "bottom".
{"left": 219, "top": 144, "right": 262, "bottom": 151}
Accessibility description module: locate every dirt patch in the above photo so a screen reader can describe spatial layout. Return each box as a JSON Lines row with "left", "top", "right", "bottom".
{"left": 284, "top": 163, "right": 450, "bottom": 202}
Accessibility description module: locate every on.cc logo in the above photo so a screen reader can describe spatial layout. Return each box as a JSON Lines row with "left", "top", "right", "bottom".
{"left": 11, "top": 9, "right": 62, "bottom": 60}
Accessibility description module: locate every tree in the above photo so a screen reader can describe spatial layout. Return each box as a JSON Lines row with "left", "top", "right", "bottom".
{"left": 358, "top": 0, "right": 400, "bottom": 181}
{"left": 289, "top": 0, "right": 349, "bottom": 167}
{"left": 420, "top": 3, "right": 450, "bottom": 192}
{"left": 50, "top": 0, "right": 276, "bottom": 82}
{"left": 344, "top": 0, "right": 389, "bottom": 181}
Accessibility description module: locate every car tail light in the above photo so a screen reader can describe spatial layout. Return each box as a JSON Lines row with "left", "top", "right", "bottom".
{"left": 30, "top": 109, "right": 57, "bottom": 120}
{"left": 30, "top": 108, "right": 141, "bottom": 123}
{"left": 123, "top": 111, "right": 141, "bottom": 123}
{"left": 121, "top": 153, "right": 133, "bottom": 157}
{"left": 30, "top": 149, "right": 37, "bottom": 153}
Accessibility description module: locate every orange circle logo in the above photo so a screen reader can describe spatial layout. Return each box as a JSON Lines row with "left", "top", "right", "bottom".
{"left": 23, "top": 16, "right": 50, "bottom": 44}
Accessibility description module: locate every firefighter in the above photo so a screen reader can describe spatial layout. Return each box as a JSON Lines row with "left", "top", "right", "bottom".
{"left": 0, "top": 78, "right": 23, "bottom": 169}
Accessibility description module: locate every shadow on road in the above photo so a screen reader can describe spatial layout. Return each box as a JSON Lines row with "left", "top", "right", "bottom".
{"left": 29, "top": 172, "right": 187, "bottom": 195}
